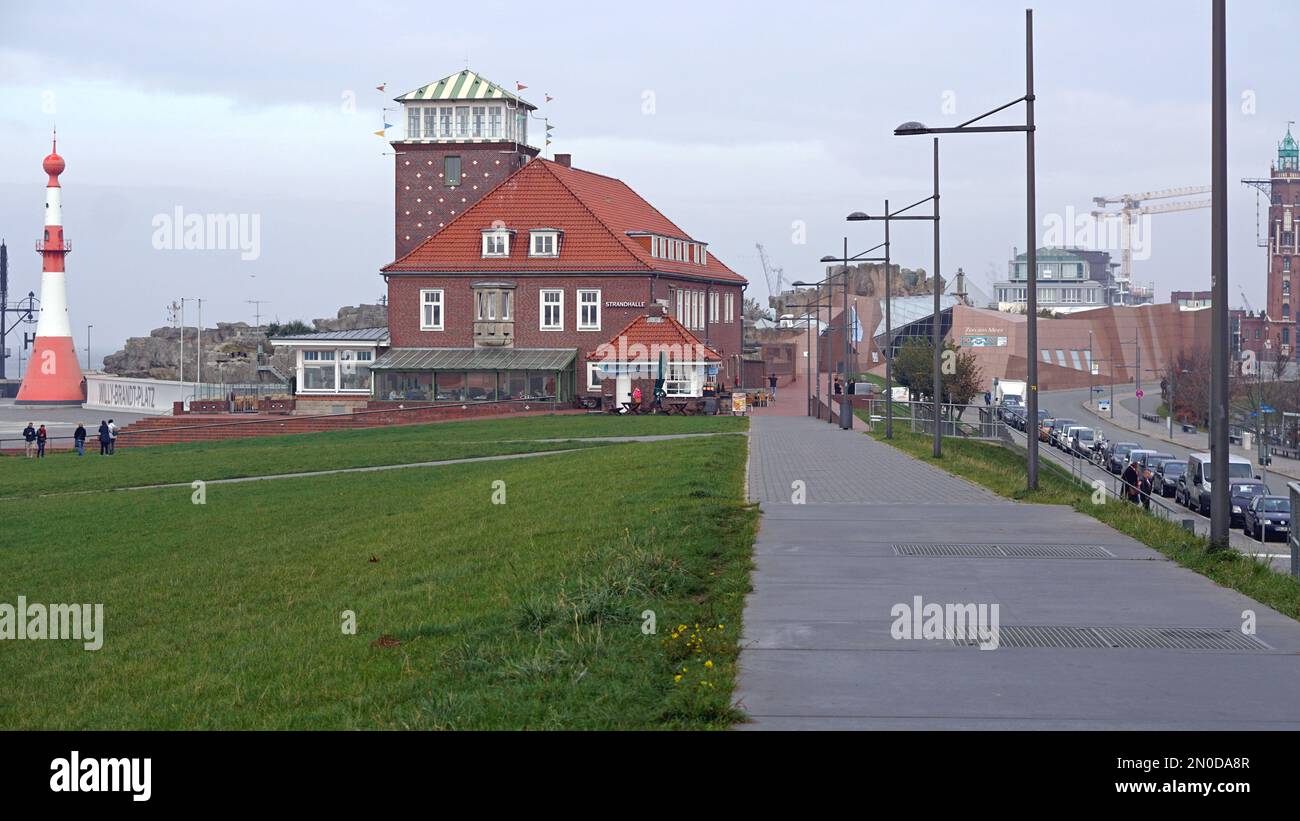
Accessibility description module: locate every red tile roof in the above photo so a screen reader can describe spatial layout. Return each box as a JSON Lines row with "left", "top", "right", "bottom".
{"left": 383, "top": 159, "right": 746, "bottom": 284}
{"left": 587, "top": 313, "right": 723, "bottom": 362}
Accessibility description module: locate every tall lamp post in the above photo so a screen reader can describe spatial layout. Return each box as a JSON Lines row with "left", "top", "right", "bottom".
{"left": 849, "top": 192, "right": 940, "bottom": 454}
{"left": 1209, "top": 0, "right": 1230, "bottom": 548}
{"left": 808, "top": 239, "right": 890, "bottom": 430}
{"left": 891, "top": 8, "right": 1038, "bottom": 483}
{"left": 85, "top": 324, "right": 92, "bottom": 372}
{"left": 798, "top": 289, "right": 835, "bottom": 418}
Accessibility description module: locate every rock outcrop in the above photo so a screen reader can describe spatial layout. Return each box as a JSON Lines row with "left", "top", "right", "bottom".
{"left": 102, "top": 304, "right": 387, "bottom": 383}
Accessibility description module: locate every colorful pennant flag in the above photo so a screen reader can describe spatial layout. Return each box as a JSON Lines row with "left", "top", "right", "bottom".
{"left": 375, "top": 83, "right": 386, "bottom": 93}
{"left": 516, "top": 82, "right": 528, "bottom": 91}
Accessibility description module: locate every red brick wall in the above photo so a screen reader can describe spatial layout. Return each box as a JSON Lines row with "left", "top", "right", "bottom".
{"left": 393, "top": 142, "right": 536, "bottom": 260}
{"left": 387, "top": 273, "right": 748, "bottom": 391}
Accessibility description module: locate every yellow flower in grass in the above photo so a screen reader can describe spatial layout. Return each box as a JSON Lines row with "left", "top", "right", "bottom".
{"left": 704, "top": 660, "right": 714, "bottom": 669}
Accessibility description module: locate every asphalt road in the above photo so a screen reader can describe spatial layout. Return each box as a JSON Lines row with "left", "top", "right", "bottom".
{"left": 1009, "top": 388, "right": 1293, "bottom": 574}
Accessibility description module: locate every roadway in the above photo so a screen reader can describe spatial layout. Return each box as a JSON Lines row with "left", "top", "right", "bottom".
{"left": 1010, "top": 386, "right": 1293, "bottom": 572}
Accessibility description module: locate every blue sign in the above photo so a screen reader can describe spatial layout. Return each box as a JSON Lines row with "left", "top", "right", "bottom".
{"left": 1261, "top": 404, "right": 1277, "bottom": 414}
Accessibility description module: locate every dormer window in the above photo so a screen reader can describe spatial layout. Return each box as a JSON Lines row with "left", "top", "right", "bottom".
{"left": 482, "top": 228, "right": 512, "bottom": 257}
{"left": 530, "top": 229, "right": 561, "bottom": 257}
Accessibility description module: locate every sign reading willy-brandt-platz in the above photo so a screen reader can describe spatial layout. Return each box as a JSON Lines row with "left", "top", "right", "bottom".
{"left": 84, "top": 375, "right": 194, "bottom": 415}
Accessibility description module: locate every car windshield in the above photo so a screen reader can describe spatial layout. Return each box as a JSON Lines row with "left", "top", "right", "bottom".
{"left": 1162, "top": 462, "right": 1186, "bottom": 475}
{"left": 1055, "top": 420, "right": 1075, "bottom": 428}
{"left": 1077, "top": 430, "right": 1093, "bottom": 440}
{"left": 1115, "top": 444, "right": 1137, "bottom": 455}
{"left": 1233, "top": 483, "right": 1265, "bottom": 495}
{"left": 1261, "top": 498, "right": 1290, "bottom": 513}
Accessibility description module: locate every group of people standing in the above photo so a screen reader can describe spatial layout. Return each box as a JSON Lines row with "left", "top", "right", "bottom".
{"left": 1120, "top": 459, "right": 1155, "bottom": 509}
{"left": 21, "top": 419, "right": 118, "bottom": 458}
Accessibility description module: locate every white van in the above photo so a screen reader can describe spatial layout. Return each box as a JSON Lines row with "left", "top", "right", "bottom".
{"left": 1181, "top": 451, "right": 1254, "bottom": 515}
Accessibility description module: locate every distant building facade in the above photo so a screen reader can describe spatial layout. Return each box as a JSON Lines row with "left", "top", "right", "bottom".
{"left": 993, "top": 247, "right": 1125, "bottom": 314}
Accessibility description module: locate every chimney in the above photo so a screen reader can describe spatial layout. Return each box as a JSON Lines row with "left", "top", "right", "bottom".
{"left": 554, "top": 153, "right": 572, "bottom": 168}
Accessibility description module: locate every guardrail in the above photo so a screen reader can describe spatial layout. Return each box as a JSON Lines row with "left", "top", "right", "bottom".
{"left": 860, "top": 400, "right": 1004, "bottom": 440}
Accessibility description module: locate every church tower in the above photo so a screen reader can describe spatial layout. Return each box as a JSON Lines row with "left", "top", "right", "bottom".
{"left": 390, "top": 70, "right": 539, "bottom": 260}
{"left": 1265, "top": 124, "right": 1300, "bottom": 356}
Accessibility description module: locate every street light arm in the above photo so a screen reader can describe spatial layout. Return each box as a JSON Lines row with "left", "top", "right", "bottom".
{"left": 955, "top": 95, "right": 1031, "bottom": 129}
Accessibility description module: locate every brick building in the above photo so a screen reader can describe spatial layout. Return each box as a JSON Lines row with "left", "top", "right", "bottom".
{"left": 376, "top": 153, "right": 747, "bottom": 404}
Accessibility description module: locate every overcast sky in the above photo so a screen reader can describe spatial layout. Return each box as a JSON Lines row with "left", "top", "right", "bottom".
{"left": 0, "top": 0, "right": 1294, "bottom": 365}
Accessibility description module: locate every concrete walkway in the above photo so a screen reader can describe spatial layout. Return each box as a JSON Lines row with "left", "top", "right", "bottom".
{"left": 736, "top": 415, "right": 1300, "bottom": 729}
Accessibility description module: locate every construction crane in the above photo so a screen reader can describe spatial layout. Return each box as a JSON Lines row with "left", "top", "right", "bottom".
{"left": 755, "top": 243, "right": 785, "bottom": 309}
{"left": 1091, "top": 186, "right": 1212, "bottom": 294}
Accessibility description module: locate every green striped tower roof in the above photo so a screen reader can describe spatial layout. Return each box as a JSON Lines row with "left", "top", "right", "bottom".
{"left": 396, "top": 70, "right": 536, "bottom": 109}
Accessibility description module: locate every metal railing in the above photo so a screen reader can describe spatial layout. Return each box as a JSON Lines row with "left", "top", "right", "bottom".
{"left": 862, "top": 399, "right": 1004, "bottom": 440}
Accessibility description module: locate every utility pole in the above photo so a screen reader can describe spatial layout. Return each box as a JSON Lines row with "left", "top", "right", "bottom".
{"left": 196, "top": 298, "right": 203, "bottom": 391}
{"left": 1135, "top": 333, "right": 1142, "bottom": 429}
{"left": 246, "top": 299, "right": 270, "bottom": 330}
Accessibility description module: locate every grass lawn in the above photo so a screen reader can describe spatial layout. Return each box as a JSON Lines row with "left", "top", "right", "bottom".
{"left": 867, "top": 426, "right": 1300, "bottom": 623}
{"left": 2, "top": 413, "right": 747, "bottom": 498}
{"left": 0, "top": 433, "right": 758, "bottom": 729}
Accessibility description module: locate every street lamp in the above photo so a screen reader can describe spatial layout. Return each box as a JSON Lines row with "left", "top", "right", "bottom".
{"left": 1209, "top": 0, "right": 1231, "bottom": 548}
{"left": 790, "top": 281, "right": 842, "bottom": 423}
{"left": 890, "top": 8, "right": 1038, "bottom": 484}
{"left": 816, "top": 239, "right": 888, "bottom": 430}
{"left": 848, "top": 201, "right": 897, "bottom": 438}
{"left": 849, "top": 188, "right": 941, "bottom": 456}
{"left": 85, "top": 324, "right": 92, "bottom": 372}
{"left": 792, "top": 277, "right": 848, "bottom": 424}
{"left": 790, "top": 286, "right": 834, "bottom": 418}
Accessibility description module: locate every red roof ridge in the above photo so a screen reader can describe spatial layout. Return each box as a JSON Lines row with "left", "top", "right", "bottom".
{"left": 587, "top": 312, "right": 722, "bottom": 361}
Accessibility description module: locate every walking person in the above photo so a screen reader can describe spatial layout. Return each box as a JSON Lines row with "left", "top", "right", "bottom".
{"left": 73, "top": 422, "right": 87, "bottom": 456}
{"left": 1121, "top": 459, "right": 1141, "bottom": 505}
{"left": 107, "top": 418, "right": 118, "bottom": 454}
{"left": 22, "top": 422, "right": 37, "bottom": 458}
{"left": 98, "top": 420, "right": 110, "bottom": 456}
{"left": 35, "top": 424, "right": 48, "bottom": 458}
{"left": 767, "top": 372, "right": 778, "bottom": 399}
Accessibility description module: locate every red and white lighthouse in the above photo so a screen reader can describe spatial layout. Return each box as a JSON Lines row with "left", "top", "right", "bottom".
{"left": 16, "top": 133, "right": 85, "bottom": 405}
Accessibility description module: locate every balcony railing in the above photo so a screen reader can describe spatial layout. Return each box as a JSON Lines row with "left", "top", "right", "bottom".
{"left": 35, "top": 239, "right": 71, "bottom": 252}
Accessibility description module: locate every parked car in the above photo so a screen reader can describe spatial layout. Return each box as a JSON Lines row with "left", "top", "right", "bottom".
{"left": 1137, "top": 452, "right": 1175, "bottom": 473}
{"left": 1038, "top": 416, "right": 1057, "bottom": 442}
{"left": 1153, "top": 460, "right": 1187, "bottom": 497}
{"left": 1228, "top": 480, "right": 1271, "bottom": 527}
{"left": 1047, "top": 418, "right": 1077, "bottom": 449}
{"left": 1178, "top": 451, "right": 1256, "bottom": 515}
{"left": 1064, "top": 426, "right": 1096, "bottom": 456}
{"left": 1242, "top": 495, "right": 1291, "bottom": 541}
{"left": 1127, "top": 449, "right": 1158, "bottom": 473}
{"left": 1106, "top": 442, "right": 1141, "bottom": 474}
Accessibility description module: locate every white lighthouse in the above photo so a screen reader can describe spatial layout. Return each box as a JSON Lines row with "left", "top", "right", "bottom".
{"left": 16, "top": 133, "right": 84, "bottom": 405}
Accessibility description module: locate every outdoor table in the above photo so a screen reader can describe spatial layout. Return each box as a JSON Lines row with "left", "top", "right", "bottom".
{"left": 622, "top": 402, "right": 641, "bottom": 415}
{"left": 666, "top": 401, "right": 689, "bottom": 415}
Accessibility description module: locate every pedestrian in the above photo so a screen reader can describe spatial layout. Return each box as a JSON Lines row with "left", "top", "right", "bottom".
{"left": 35, "top": 424, "right": 47, "bottom": 458}
{"left": 107, "top": 418, "right": 118, "bottom": 454}
{"left": 984, "top": 391, "right": 992, "bottom": 406}
{"left": 73, "top": 422, "right": 87, "bottom": 456}
{"left": 833, "top": 376, "right": 843, "bottom": 395}
{"left": 1139, "top": 468, "right": 1154, "bottom": 510}
{"left": 98, "top": 420, "right": 110, "bottom": 455}
{"left": 1121, "top": 459, "right": 1141, "bottom": 504}
{"left": 767, "top": 372, "right": 778, "bottom": 399}
{"left": 22, "top": 422, "right": 37, "bottom": 459}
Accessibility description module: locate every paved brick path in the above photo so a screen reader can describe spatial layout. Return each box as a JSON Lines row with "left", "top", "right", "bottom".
{"left": 736, "top": 415, "right": 1300, "bottom": 729}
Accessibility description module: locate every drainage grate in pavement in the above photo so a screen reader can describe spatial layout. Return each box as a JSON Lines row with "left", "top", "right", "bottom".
{"left": 952, "top": 626, "right": 1271, "bottom": 651}
{"left": 893, "top": 543, "right": 1116, "bottom": 559}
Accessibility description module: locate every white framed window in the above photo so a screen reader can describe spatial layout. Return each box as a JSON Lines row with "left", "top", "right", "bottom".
{"left": 407, "top": 107, "right": 421, "bottom": 139}
{"left": 420, "top": 289, "right": 444, "bottom": 330}
{"left": 578, "top": 289, "right": 601, "bottom": 330}
{"left": 423, "top": 107, "right": 436, "bottom": 139}
{"left": 725, "top": 293, "right": 735, "bottom": 323}
{"left": 455, "top": 106, "right": 470, "bottom": 137}
{"left": 710, "top": 291, "right": 719, "bottom": 325}
{"left": 439, "top": 107, "right": 453, "bottom": 138}
{"left": 301, "top": 350, "right": 337, "bottom": 391}
{"left": 692, "top": 290, "right": 703, "bottom": 330}
{"left": 488, "top": 106, "right": 502, "bottom": 138}
{"left": 530, "top": 231, "right": 559, "bottom": 257}
{"left": 482, "top": 230, "right": 509, "bottom": 257}
{"left": 472, "top": 106, "right": 485, "bottom": 138}
{"left": 587, "top": 362, "right": 604, "bottom": 391}
{"left": 675, "top": 289, "right": 684, "bottom": 322}
{"left": 541, "top": 289, "right": 564, "bottom": 330}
